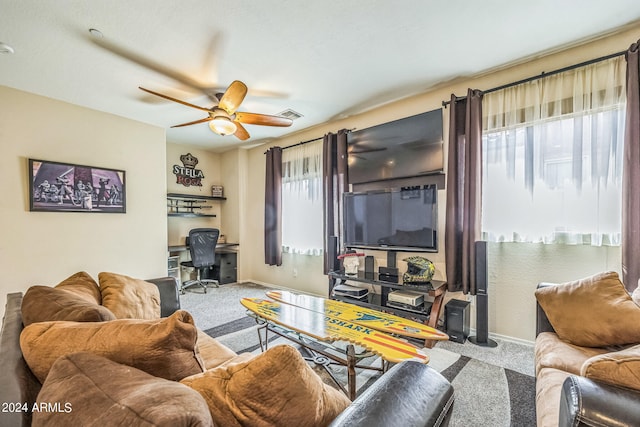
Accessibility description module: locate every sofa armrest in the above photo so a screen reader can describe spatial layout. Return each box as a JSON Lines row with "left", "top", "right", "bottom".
{"left": 0, "top": 293, "right": 41, "bottom": 427}
{"left": 559, "top": 375, "right": 640, "bottom": 427}
{"left": 330, "top": 361, "right": 454, "bottom": 427}
{"left": 147, "top": 277, "right": 180, "bottom": 317}
{"left": 536, "top": 282, "right": 556, "bottom": 336}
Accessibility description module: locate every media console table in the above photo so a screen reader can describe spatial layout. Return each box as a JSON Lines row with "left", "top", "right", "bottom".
{"left": 328, "top": 270, "right": 447, "bottom": 348}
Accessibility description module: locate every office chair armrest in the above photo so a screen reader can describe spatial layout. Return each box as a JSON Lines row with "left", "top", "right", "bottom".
{"left": 147, "top": 277, "right": 180, "bottom": 317}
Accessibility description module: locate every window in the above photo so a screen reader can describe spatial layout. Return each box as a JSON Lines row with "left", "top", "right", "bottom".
{"left": 281, "top": 140, "right": 324, "bottom": 255}
{"left": 481, "top": 56, "right": 626, "bottom": 245}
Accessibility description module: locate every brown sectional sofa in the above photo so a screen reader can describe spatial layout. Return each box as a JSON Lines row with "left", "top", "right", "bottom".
{"left": 1, "top": 272, "right": 455, "bottom": 427}
{"left": 534, "top": 272, "right": 640, "bottom": 427}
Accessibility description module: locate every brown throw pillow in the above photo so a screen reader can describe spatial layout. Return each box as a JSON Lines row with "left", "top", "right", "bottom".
{"left": 535, "top": 271, "right": 640, "bottom": 347}
{"left": 21, "top": 285, "right": 115, "bottom": 327}
{"left": 20, "top": 310, "right": 205, "bottom": 383}
{"left": 180, "top": 344, "right": 350, "bottom": 427}
{"left": 33, "top": 352, "right": 213, "bottom": 427}
{"left": 54, "top": 271, "right": 102, "bottom": 304}
{"left": 99, "top": 272, "right": 161, "bottom": 319}
{"left": 581, "top": 344, "right": 640, "bottom": 391}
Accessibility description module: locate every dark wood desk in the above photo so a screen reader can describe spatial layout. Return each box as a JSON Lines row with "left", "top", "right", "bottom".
{"left": 168, "top": 243, "right": 239, "bottom": 285}
{"left": 168, "top": 242, "right": 239, "bottom": 253}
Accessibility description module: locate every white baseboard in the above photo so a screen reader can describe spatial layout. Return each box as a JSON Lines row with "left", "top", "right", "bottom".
{"left": 468, "top": 327, "right": 534, "bottom": 347}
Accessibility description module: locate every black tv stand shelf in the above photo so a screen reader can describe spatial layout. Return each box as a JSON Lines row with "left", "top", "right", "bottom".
{"left": 328, "top": 270, "right": 447, "bottom": 347}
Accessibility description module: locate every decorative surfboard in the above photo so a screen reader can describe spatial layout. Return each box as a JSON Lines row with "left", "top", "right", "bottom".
{"left": 266, "top": 290, "right": 449, "bottom": 342}
{"left": 240, "top": 297, "right": 428, "bottom": 364}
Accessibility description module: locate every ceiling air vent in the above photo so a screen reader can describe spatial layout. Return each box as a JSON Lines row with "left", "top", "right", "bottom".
{"left": 277, "top": 109, "right": 304, "bottom": 120}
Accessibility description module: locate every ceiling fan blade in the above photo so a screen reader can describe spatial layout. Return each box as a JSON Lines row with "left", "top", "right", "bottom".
{"left": 139, "top": 87, "right": 213, "bottom": 113}
{"left": 170, "top": 117, "right": 213, "bottom": 128}
{"left": 233, "top": 122, "right": 250, "bottom": 140}
{"left": 91, "top": 37, "right": 216, "bottom": 92}
{"left": 235, "top": 112, "right": 293, "bottom": 127}
{"left": 218, "top": 80, "right": 248, "bottom": 114}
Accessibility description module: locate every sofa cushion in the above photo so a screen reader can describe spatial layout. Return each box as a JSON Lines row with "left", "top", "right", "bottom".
{"left": 535, "top": 332, "right": 609, "bottom": 376}
{"left": 180, "top": 344, "right": 351, "bottom": 427}
{"left": 535, "top": 271, "right": 640, "bottom": 347}
{"left": 581, "top": 344, "right": 640, "bottom": 391}
{"left": 20, "top": 310, "right": 205, "bottom": 383}
{"left": 54, "top": 271, "right": 102, "bottom": 304}
{"left": 21, "top": 285, "right": 116, "bottom": 327}
{"left": 536, "top": 367, "right": 572, "bottom": 427}
{"left": 196, "top": 328, "right": 241, "bottom": 370}
{"left": 33, "top": 352, "right": 213, "bottom": 427}
{"left": 99, "top": 272, "right": 161, "bottom": 319}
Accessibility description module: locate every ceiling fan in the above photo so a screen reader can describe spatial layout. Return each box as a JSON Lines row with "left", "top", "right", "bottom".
{"left": 139, "top": 80, "right": 292, "bottom": 140}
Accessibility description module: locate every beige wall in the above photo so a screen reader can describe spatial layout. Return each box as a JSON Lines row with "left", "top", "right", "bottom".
{"left": 166, "top": 143, "right": 222, "bottom": 246}
{"left": 240, "top": 26, "right": 637, "bottom": 342}
{"left": 0, "top": 85, "right": 167, "bottom": 320}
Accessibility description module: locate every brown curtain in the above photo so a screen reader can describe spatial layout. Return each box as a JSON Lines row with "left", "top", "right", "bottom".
{"left": 445, "top": 89, "right": 484, "bottom": 294}
{"left": 264, "top": 147, "right": 283, "bottom": 266}
{"left": 322, "top": 130, "right": 349, "bottom": 273}
{"left": 623, "top": 40, "right": 640, "bottom": 291}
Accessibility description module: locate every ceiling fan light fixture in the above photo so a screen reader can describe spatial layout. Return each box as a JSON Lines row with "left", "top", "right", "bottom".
{"left": 209, "top": 117, "right": 237, "bottom": 136}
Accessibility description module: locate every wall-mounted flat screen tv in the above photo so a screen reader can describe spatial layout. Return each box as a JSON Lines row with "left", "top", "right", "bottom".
{"left": 347, "top": 109, "right": 443, "bottom": 184}
{"left": 343, "top": 185, "right": 437, "bottom": 252}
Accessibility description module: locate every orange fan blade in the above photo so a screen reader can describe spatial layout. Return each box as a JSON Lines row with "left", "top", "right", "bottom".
{"left": 235, "top": 112, "right": 293, "bottom": 127}
{"left": 218, "top": 80, "right": 248, "bottom": 114}
{"left": 233, "top": 122, "right": 250, "bottom": 140}
{"left": 171, "top": 117, "right": 213, "bottom": 128}
{"left": 139, "top": 87, "right": 213, "bottom": 113}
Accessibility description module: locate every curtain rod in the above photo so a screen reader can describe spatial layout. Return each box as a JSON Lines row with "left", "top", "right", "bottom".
{"left": 442, "top": 49, "right": 626, "bottom": 107}
{"left": 263, "top": 136, "right": 323, "bottom": 154}
{"left": 283, "top": 136, "right": 324, "bottom": 150}
{"left": 263, "top": 129, "right": 354, "bottom": 154}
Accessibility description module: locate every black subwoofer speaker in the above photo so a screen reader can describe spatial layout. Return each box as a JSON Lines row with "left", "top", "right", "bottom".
{"left": 445, "top": 299, "right": 470, "bottom": 344}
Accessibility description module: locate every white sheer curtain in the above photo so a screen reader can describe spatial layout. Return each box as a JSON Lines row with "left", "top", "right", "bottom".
{"left": 281, "top": 140, "right": 324, "bottom": 255}
{"left": 482, "top": 56, "right": 626, "bottom": 245}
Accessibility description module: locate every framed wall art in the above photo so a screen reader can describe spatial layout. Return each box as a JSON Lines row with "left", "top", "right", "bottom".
{"left": 29, "top": 158, "right": 126, "bottom": 213}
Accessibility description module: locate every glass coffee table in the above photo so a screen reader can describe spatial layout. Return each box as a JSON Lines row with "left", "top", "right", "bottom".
{"left": 241, "top": 296, "right": 434, "bottom": 400}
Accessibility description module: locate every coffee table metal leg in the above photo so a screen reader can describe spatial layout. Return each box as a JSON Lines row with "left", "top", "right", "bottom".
{"left": 256, "top": 323, "right": 268, "bottom": 352}
{"left": 347, "top": 344, "right": 356, "bottom": 400}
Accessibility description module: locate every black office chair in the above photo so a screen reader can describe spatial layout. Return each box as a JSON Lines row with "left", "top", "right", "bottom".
{"left": 180, "top": 228, "right": 220, "bottom": 294}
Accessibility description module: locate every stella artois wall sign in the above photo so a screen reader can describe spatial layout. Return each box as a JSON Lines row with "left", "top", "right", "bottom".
{"left": 173, "top": 153, "right": 204, "bottom": 187}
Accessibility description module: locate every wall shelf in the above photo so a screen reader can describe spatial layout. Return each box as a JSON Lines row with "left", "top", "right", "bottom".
{"left": 167, "top": 193, "right": 226, "bottom": 201}
{"left": 167, "top": 193, "right": 225, "bottom": 217}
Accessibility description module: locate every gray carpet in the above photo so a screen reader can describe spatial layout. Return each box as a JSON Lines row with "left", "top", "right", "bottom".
{"left": 181, "top": 282, "right": 536, "bottom": 427}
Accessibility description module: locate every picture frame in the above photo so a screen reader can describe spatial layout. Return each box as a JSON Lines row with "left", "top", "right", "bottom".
{"left": 28, "top": 158, "right": 126, "bottom": 213}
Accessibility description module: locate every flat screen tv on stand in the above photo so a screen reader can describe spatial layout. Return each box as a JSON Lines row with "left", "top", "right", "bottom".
{"left": 343, "top": 185, "right": 437, "bottom": 252}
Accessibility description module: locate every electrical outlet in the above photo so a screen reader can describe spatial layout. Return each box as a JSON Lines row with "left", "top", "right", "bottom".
{"left": 293, "top": 268, "right": 298, "bottom": 277}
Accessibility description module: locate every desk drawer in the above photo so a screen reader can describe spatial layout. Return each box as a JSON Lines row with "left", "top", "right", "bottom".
{"left": 216, "top": 252, "right": 237, "bottom": 284}
{"left": 168, "top": 256, "right": 180, "bottom": 269}
{"left": 219, "top": 272, "right": 237, "bottom": 285}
